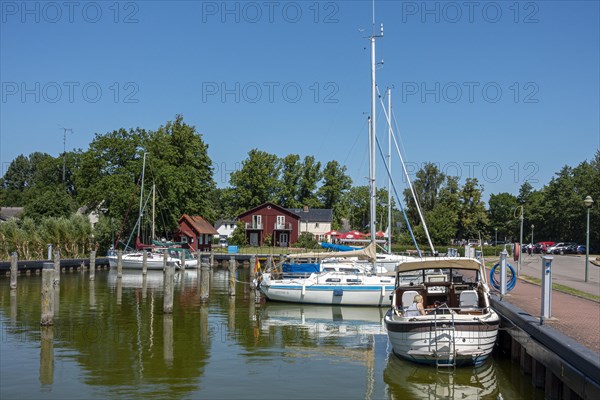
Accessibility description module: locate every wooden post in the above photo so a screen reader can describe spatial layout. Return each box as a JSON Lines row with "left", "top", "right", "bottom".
{"left": 228, "top": 256, "right": 236, "bottom": 296}
{"left": 196, "top": 250, "right": 201, "bottom": 270}
{"left": 200, "top": 257, "right": 210, "bottom": 302}
{"left": 89, "top": 250, "right": 96, "bottom": 281}
{"left": 164, "top": 250, "right": 174, "bottom": 313}
{"left": 142, "top": 251, "right": 148, "bottom": 275}
{"left": 117, "top": 250, "right": 123, "bottom": 278}
{"left": 249, "top": 255, "right": 256, "bottom": 290}
{"left": 41, "top": 262, "right": 55, "bottom": 326}
{"left": 53, "top": 251, "right": 60, "bottom": 284}
{"left": 180, "top": 250, "right": 186, "bottom": 272}
{"left": 39, "top": 326, "right": 54, "bottom": 385}
{"left": 10, "top": 252, "right": 17, "bottom": 289}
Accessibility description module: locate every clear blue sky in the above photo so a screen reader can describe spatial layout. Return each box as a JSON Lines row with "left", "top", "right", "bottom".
{"left": 1, "top": 0, "right": 599, "bottom": 201}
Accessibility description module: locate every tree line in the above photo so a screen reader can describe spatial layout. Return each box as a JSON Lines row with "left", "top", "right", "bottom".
{"left": 1, "top": 115, "right": 598, "bottom": 258}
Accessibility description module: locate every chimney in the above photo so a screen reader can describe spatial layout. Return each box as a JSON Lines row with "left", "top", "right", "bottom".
{"left": 303, "top": 205, "right": 309, "bottom": 212}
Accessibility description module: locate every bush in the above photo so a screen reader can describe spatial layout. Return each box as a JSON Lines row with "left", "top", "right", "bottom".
{"left": 293, "top": 232, "right": 319, "bottom": 249}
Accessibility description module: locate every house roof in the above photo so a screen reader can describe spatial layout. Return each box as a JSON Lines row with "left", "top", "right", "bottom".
{"left": 0, "top": 207, "right": 24, "bottom": 221}
{"left": 178, "top": 214, "right": 219, "bottom": 235}
{"left": 214, "top": 219, "right": 237, "bottom": 228}
{"left": 286, "top": 207, "right": 333, "bottom": 223}
{"left": 237, "top": 202, "right": 300, "bottom": 220}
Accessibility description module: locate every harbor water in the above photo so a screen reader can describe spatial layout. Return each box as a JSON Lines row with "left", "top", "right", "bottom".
{"left": 0, "top": 268, "right": 545, "bottom": 399}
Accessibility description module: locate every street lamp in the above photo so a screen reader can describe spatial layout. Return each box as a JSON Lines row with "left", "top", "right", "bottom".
{"left": 531, "top": 224, "right": 534, "bottom": 248}
{"left": 495, "top": 228, "right": 498, "bottom": 256}
{"left": 584, "top": 195, "right": 594, "bottom": 282}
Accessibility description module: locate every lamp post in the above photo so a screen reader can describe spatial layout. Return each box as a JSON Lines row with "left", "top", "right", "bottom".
{"left": 531, "top": 224, "right": 534, "bottom": 248}
{"left": 495, "top": 228, "right": 498, "bottom": 256}
{"left": 584, "top": 196, "right": 594, "bottom": 282}
{"left": 514, "top": 206, "right": 524, "bottom": 275}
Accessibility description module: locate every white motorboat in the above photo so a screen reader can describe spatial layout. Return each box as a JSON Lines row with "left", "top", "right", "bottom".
{"left": 107, "top": 249, "right": 181, "bottom": 270}
{"left": 384, "top": 257, "right": 499, "bottom": 367}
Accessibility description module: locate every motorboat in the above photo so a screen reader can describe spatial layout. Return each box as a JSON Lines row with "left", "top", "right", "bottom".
{"left": 384, "top": 257, "right": 499, "bottom": 367}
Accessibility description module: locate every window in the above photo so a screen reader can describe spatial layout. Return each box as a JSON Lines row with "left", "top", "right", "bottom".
{"left": 315, "top": 222, "right": 320, "bottom": 228}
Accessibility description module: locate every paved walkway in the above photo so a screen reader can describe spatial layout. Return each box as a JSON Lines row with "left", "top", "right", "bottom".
{"left": 487, "top": 254, "right": 600, "bottom": 355}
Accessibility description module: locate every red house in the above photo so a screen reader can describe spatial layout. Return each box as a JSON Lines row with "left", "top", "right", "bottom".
{"left": 175, "top": 214, "right": 219, "bottom": 252}
{"left": 237, "top": 202, "right": 300, "bottom": 247}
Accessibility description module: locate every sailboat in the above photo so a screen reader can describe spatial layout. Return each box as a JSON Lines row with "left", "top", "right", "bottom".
{"left": 258, "top": 22, "right": 396, "bottom": 306}
{"left": 107, "top": 153, "right": 192, "bottom": 270}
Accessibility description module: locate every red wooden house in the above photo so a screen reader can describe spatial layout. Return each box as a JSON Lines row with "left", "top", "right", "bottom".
{"left": 237, "top": 202, "right": 300, "bottom": 247}
{"left": 175, "top": 214, "right": 219, "bottom": 252}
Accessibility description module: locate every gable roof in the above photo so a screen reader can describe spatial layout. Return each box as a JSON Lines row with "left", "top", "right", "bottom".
{"left": 214, "top": 219, "right": 237, "bottom": 228}
{"left": 286, "top": 207, "right": 333, "bottom": 223}
{"left": 237, "top": 202, "right": 300, "bottom": 220}
{"left": 178, "top": 214, "right": 219, "bottom": 235}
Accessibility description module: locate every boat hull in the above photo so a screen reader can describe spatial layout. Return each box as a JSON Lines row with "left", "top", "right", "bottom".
{"left": 260, "top": 283, "right": 394, "bottom": 307}
{"left": 384, "top": 308, "right": 500, "bottom": 367}
{"left": 107, "top": 254, "right": 177, "bottom": 270}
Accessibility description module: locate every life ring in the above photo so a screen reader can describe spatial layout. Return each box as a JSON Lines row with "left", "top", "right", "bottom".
{"left": 514, "top": 242, "right": 520, "bottom": 262}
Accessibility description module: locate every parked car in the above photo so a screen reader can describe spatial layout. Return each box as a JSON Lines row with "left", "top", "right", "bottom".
{"left": 577, "top": 245, "right": 597, "bottom": 254}
{"left": 551, "top": 242, "right": 578, "bottom": 255}
{"left": 536, "top": 241, "right": 555, "bottom": 253}
{"left": 546, "top": 242, "right": 564, "bottom": 254}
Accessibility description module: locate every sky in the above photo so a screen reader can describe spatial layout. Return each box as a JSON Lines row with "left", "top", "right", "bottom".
{"left": 1, "top": 0, "right": 599, "bottom": 202}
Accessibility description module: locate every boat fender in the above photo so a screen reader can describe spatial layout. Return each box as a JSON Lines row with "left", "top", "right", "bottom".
{"left": 513, "top": 242, "right": 520, "bottom": 262}
{"left": 301, "top": 285, "right": 306, "bottom": 296}
{"left": 333, "top": 288, "right": 343, "bottom": 296}
{"left": 381, "top": 285, "right": 385, "bottom": 297}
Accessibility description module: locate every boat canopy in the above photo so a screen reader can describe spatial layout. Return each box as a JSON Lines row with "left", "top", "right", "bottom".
{"left": 320, "top": 242, "right": 358, "bottom": 252}
{"left": 394, "top": 257, "right": 483, "bottom": 273}
{"left": 288, "top": 242, "right": 376, "bottom": 262}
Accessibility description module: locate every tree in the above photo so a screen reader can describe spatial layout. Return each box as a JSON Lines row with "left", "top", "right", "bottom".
{"left": 297, "top": 155, "right": 322, "bottom": 208}
{"left": 293, "top": 232, "right": 318, "bottom": 249}
{"left": 403, "top": 163, "right": 446, "bottom": 227}
{"left": 487, "top": 192, "right": 519, "bottom": 242}
{"left": 22, "top": 186, "right": 75, "bottom": 220}
{"left": 456, "top": 178, "right": 488, "bottom": 239}
{"left": 228, "top": 221, "right": 247, "bottom": 246}
{"left": 277, "top": 154, "right": 302, "bottom": 208}
{"left": 229, "top": 149, "right": 280, "bottom": 213}
{"left": 1, "top": 152, "right": 53, "bottom": 206}
{"left": 317, "top": 160, "right": 352, "bottom": 209}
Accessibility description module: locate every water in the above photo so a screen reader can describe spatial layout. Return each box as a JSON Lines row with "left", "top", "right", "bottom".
{"left": 0, "top": 268, "right": 544, "bottom": 399}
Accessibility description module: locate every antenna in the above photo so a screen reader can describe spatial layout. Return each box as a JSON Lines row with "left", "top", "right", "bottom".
{"left": 58, "top": 124, "right": 74, "bottom": 183}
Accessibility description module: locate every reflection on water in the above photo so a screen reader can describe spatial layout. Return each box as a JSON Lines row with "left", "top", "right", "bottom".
{"left": 0, "top": 269, "right": 543, "bottom": 399}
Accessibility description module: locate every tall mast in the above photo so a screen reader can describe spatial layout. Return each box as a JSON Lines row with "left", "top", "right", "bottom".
{"left": 137, "top": 152, "right": 147, "bottom": 239}
{"left": 152, "top": 183, "right": 156, "bottom": 241}
{"left": 369, "top": 18, "right": 383, "bottom": 249}
{"left": 387, "top": 87, "right": 392, "bottom": 254}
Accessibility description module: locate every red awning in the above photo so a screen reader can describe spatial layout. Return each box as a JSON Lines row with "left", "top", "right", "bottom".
{"left": 324, "top": 230, "right": 341, "bottom": 236}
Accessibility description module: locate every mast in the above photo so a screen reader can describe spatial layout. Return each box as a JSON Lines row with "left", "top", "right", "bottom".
{"left": 369, "top": 19, "right": 383, "bottom": 250}
{"left": 137, "top": 152, "right": 147, "bottom": 239}
{"left": 152, "top": 183, "right": 156, "bottom": 241}
{"left": 387, "top": 87, "right": 392, "bottom": 254}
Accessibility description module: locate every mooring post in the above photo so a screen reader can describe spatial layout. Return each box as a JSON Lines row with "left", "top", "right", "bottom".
{"left": 180, "top": 250, "right": 186, "bottom": 272}
{"left": 53, "top": 251, "right": 60, "bottom": 284}
{"left": 10, "top": 252, "right": 17, "bottom": 289}
{"left": 228, "top": 256, "right": 236, "bottom": 296}
{"left": 41, "top": 262, "right": 55, "bottom": 326}
{"left": 47, "top": 244, "right": 52, "bottom": 260}
{"left": 117, "top": 250, "right": 123, "bottom": 278}
{"left": 199, "top": 255, "right": 210, "bottom": 302}
{"left": 196, "top": 249, "right": 201, "bottom": 270}
{"left": 89, "top": 250, "right": 96, "bottom": 281}
{"left": 500, "top": 248, "right": 508, "bottom": 296}
{"left": 142, "top": 251, "right": 148, "bottom": 276}
{"left": 249, "top": 255, "right": 256, "bottom": 290}
{"left": 164, "top": 250, "right": 174, "bottom": 314}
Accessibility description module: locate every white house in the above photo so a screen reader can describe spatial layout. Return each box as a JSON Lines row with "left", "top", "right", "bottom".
{"left": 286, "top": 206, "right": 333, "bottom": 242}
{"left": 214, "top": 219, "right": 237, "bottom": 238}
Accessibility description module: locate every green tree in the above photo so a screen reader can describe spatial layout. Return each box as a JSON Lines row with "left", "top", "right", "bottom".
{"left": 456, "top": 178, "right": 489, "bottom": 239}
{"left": 277, "top": 154, "right": 302, "bottom": 208}
{"left": 293, "top": 232, "right": 318, "bottom": 249}
{"left": 487, "top": 192, "right": 519, "bottom": 242}
{"left": 1, "top": 152, "right": 53, "bottom": 206}
{"left": 229, "top": 149, "right": 280, "bottom": 213}
{"left": 403, "top": 163, "right": 446, "bottom": 227}
{"left": 297, "top": 155, "right": 322, "bottom": 208}
{"left": 317, "top": 160, "right": 352, "bottom": 209}
{"left": 228, "top": 221, "right": 247, "bottom": 246}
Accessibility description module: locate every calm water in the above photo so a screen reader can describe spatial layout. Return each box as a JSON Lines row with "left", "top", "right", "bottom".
{"left": 0, "top": 268, "right": 544, "bottom": 399}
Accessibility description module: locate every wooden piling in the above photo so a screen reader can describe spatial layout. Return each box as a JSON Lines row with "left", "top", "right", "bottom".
{"left": 180, "top": 250, "right": 186, "bottom": 272}
{"left": 53, "top": 251, "right": 60, "bottom": 284}
{"left": 89, "top": 250, "right": 96, "bottom": 281}
{"left": 10, "top": 252, "right": 17, "bottom": 289}
{"left": 200, "top": 258, "right": 210, "bottom": 302}
{"left": 41, "top": 262, "right": 55, "bottom": 326}
{"left": 249, "top": 255, "right": 256, "bottom": 290}
{"left": 196, "top": 250, "right": 201, "bottom": 269}
{"left": 117, "top": 250, "right": 123, "bottom": 278}
{"left": 164, "top": 250, "right": 174, "bottom": 314}
{"left": 228, "top": 256, "right": 236, "bottom": 296}
{"left": 142, "top": 251, "right": 148, "bottom": 275}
